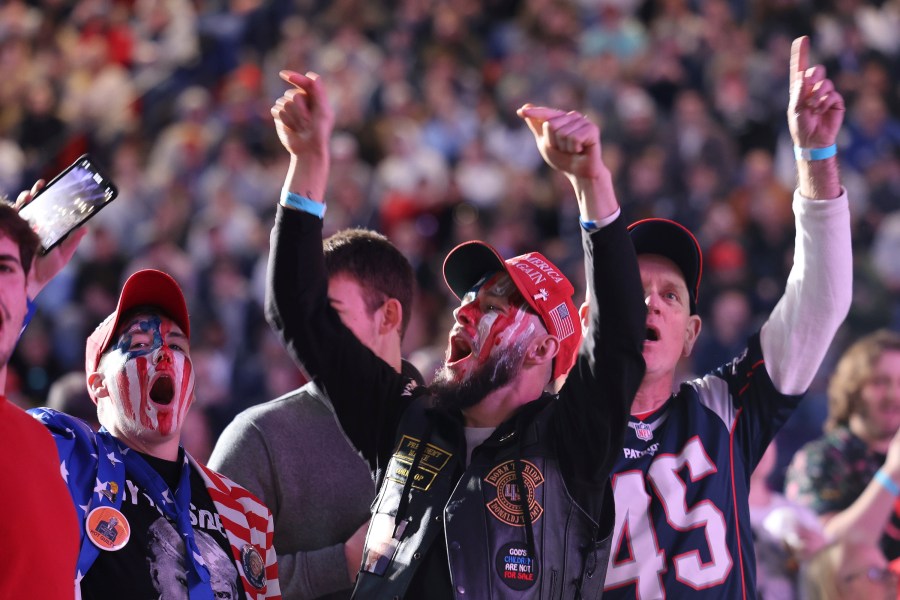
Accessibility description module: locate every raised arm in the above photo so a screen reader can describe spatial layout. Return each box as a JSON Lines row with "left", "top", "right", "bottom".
{"left": 760, "top": 36, "right": 852, "bottom": 395}
{"left": 518, "top": 106, "right": 646, "bottom": 478}
{"left": 264, "top": 72, "right": 411, "bottom": 466}
{"left": 265, "top": 70, "right": 340, "bottom": 381}
{"left": 272, "top": 71, "right": 333, "bottom": 205}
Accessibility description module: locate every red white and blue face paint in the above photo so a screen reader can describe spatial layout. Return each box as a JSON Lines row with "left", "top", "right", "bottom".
{"left": 100, "top": 314, "right": 194, "bottom": 439}
{"left": 445, "top": 272, "right": 537, "bottom": 380}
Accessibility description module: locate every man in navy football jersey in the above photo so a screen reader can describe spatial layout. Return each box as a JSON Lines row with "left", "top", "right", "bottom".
{"left": 599, "top": 36, "right": 853, "bottom": 599}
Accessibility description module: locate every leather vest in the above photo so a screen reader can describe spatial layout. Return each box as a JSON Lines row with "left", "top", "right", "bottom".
{"left": 353, "top": 397, "right": 614, "bottom": 599}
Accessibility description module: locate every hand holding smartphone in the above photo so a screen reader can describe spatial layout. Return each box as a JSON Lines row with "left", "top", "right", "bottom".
{"left": 18, "top": 154, "right": 118, "bottom": 254}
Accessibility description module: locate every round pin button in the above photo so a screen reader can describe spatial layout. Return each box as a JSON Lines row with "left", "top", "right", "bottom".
{"left": 86, "top": 506, "right": 131, "bottom": 551}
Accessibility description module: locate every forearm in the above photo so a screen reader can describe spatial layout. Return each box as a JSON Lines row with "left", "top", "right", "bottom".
{"left": 277, "top": 545, "right": 354, "bottom": 599}
{"left": 559, "top": 218, "right": 646, "bottom": 479}
{"left": 796, "top": 154, "right": 841, "bottom": 200}
{"left": 822, "top": 479, "right": 897, "bottom": 547}
{"left": 570, "top": 167, "right": 619, "bottom": 222}
{"left": 265, "top": 206, "right": 330, "bottom": 373}
{"left": 283, "top": 154, "right": 329, "bottom": 203}
{"left": 760, "top": 189, "right": 852, "bottom": 394}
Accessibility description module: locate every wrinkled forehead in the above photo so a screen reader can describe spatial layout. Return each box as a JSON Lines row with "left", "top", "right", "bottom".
{"left": 638, "top": 253, "right": 689, "bottom": 290}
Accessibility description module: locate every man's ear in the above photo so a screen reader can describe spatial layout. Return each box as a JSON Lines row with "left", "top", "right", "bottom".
{"left": 87, "top": 371, "right": 107, "bottom": 405}
{"left": 378, "top": 298, "right": 403, "bottom": 336}
{"left": 526, "top": 334, "right": 559, "bottom": 369}
{"left": 682, "top": 315, "right": 702, "bottom": 357}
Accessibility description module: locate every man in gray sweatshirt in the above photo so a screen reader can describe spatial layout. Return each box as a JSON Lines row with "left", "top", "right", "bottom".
{"left": 209, "top": 227, "right": 421, "bottom": 600}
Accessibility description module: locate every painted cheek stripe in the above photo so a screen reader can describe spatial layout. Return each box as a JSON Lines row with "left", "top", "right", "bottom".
{"left": 135, "top": 358, "right": 158, "bottom": 429}
{"left": 116, "top": 368, "right": 136, "bottom": 421}
{"left": 175, "top": 355, "right": 194, "bottom": 429}
{"left": 475, "top": 312, "right": 499, "bottom": 357}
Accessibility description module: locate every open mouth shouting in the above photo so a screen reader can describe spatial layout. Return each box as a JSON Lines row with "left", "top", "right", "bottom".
{"left": 149, "top": 373, "right": 175, "bottom": 407}
{"left": 645, "top": 325, "right": 661, "bottom": 343}
{"left": 447, "top": 332, "right": 474, "bottom": 367}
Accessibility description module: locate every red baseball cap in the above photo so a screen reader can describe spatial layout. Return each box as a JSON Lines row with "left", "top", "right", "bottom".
{"left": 85, "top": 270, "right": 190, "bottom": 400}
{"left": 443, "top": 241, "right": 581, "bottom": 382}
{"left": 628, "top": 218, "right": 703, "bottom": 314}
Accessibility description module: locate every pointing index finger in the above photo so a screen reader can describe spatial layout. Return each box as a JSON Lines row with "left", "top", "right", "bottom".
{"left": 790, "top": 36, "right": 809, "bottom": 87}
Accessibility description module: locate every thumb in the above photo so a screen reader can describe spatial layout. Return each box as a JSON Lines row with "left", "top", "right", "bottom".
{"left": 517, "top": 103, "right": 544, "bottom": 139}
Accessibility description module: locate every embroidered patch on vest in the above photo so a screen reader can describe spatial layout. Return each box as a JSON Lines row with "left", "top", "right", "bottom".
{"left": 386, "top": 435, "right": 453, "bottom": 492}
{"left": 484, "top": 460, "right": 544, "bottom": 526}
{"left": 495, "top": 542, "right": 539, "bottom": 590}
{"left": 241, "top": 544, "right": 267, "bottom": 589}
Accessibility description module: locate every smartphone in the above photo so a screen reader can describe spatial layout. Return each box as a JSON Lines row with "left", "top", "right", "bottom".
{"left": 18, "top": 154, "right": 118, "bottom": 254}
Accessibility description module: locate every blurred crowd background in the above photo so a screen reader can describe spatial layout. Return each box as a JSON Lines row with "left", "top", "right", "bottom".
{"left": 3, "top": 0, "right": 899, "bottom": 476}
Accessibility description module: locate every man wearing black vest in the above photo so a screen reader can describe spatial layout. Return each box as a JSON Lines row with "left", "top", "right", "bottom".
{"left": 266, "top": 70, "right": 645, "bottom": 599}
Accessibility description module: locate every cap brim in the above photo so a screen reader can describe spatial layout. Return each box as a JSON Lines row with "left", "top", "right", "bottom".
{"left": 628, "top": 219, "right": 702, "bottom": 312}
{"left": 443, "top": 241, "right": 507, "bottom": 299}
{"left": 100, "top": 270, "right": 190, "bottom": 355}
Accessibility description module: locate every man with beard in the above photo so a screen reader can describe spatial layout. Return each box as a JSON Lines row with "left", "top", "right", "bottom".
{"left": 266, "top": 70, "right": 646, "bottom": 598}
{"left": 30, "top": 269, "right": 282, "bottom": 599}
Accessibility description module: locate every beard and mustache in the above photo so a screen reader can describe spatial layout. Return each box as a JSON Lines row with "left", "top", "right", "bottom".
{"left": 430, "top": 339, "right": 528, "bottom": 411}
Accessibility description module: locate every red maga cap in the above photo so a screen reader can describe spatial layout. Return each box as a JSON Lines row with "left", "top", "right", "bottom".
{"left": 443, "top": 241, "right": 581, "bottom": 382}
{"left": 628, "top": 218, "right": 703, "bottom": 314}
{"left": 84, "top": 269, "right": 190, "bottom": 400}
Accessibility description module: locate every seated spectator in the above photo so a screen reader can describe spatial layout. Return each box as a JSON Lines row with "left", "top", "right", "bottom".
{"left": 786, "top": 329, "right": 900, "bottom": 560}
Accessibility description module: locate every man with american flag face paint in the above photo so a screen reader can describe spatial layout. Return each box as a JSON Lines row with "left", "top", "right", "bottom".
{"left": 89, "top": 303, "right": 194, "bottom": 448}
{"left": 30, "top": 269, "right": 282, "bottom": 600}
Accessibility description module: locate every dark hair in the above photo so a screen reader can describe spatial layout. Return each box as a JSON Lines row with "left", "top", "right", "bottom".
{"left": 323, "top": 228, "right": 415, "bottom": 338}
{"left": 0, "top": 199, "right": 40, "bottom": 275}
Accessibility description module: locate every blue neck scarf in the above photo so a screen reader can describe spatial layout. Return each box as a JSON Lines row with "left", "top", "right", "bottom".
{"left": 116, "top": 437, "right": 214, "bottom": 600}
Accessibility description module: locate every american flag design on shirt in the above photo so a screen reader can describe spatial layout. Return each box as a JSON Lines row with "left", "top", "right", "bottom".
{"left": 29, "top": 408, "right": 282, "bottom": 600}
{"left": 550, "top": 302, "right": 575, "bottom": 340}
{"left": 194, "top": 461, "right": 282, "bottom": 599}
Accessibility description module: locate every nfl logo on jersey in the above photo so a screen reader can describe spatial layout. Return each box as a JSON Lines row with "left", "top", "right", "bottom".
{"left": 630, "top": 421, "right": 653, "bottom": 441}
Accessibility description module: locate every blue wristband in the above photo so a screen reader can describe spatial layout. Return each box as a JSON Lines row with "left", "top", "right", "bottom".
{"left": 281, "top": 191, "right": 326, "bottom": 218}
{"left": 794, "top": 144, "right": 837, "bottom": 161}
{"left": 579, "top": 217, "right": 600, "bottom": 232}
{"left": 875, "top": 469, "right": 900, "bottom": 497}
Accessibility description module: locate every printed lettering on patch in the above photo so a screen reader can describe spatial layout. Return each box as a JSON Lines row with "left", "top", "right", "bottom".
{"left": 386, "top": 435, "right": 452, "bottom": 492}
{"left": 495, "top": 542, "right": 539, "bottom": 590}
{"left": 484, "top": 460, "right": 544, "bottom": 526}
